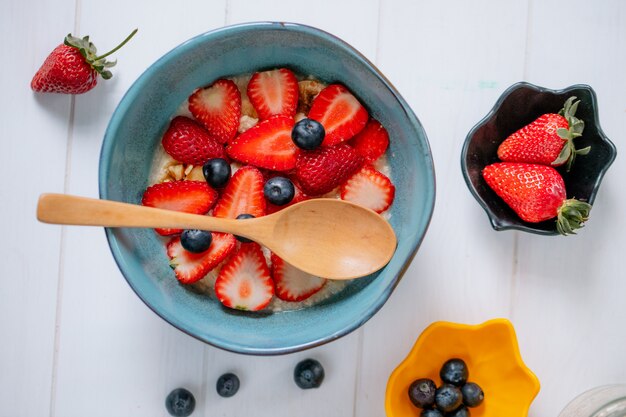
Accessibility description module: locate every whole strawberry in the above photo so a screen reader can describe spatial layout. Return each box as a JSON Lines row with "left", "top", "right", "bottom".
{"left": 497, "top": 97, "right": 590, "bottom": 171}
{"left": 482, "top": 162, "right": 591, "bottom": 235}
{"left": 295, "top": 144, "right": 363, "bottom": 196}
{"left": 31, "top": 29, "right": 137, "bottom": 94}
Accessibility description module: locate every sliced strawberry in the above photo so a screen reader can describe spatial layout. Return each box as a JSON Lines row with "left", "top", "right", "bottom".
{"left": 226, "top": 116, "right": 297, "bottom": 171}
{"left": 340, "top": 165, "right": 395, "bottom": 213}
{"left": 215, "top": 243, "right": 274, "bottom": 311}
{"left": 162, "top": 116, "right": 226, "bottom": 165}
{"left": 141, "top": 181, "right": 218, "bottom": 235}
{"left": 266, "top": 177, "right": 310, "bottom": 214}
{"left": 167, "top": 233, "right": 236, "bottom": 284}
{"left": 247, "top": 68, "right": 299, "bottom": 120}
{"left": 307, "top": 84, "right": 369, "bottom": 146}
{"left": 188, "top": 79, "right": 241, "bottom": 144}
{"left": 295, "top": 143, "right": 363, "bottom": 196}
{"left": 212, "top": 166, "right": 266, "bottom": 218}
{"left": 271, "top": 254, "right": 326, "bottom": 302}
{"left": 350, "top": 119, "right": 389, "bottom": 163}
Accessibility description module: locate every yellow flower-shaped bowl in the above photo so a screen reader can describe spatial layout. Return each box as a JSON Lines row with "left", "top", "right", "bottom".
{"left": 385, "top": 319, "right": 540, "bottom": 417}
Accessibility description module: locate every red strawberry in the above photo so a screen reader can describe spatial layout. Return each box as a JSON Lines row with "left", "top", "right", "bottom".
{"left": 212, "top": 166, "right": 266, "bottom": 218}
{"left": 167, "top": 233, "right": 236, "bottom": 284}
{"left": 247, "top": 68, "right": 299, "bottom": 120}
{"left": 482, "top": 162, "right": 591, "bottom": 234}
{"left": 497, "top": 96, "right": 590, "bottom": 171}
{"left": 162, "top": 116, "right": 226, "bottom": 165}
{"left": 31, "top": 29, "right": 137, "bottom": 94}
{"left": 189, "top": 79, "right": 242, "bottom": 144}
{"left": 271, "top": 254, "right": 326, "bottom": 302}
{"left": 266, "top": 178, "right": 309, "bottom": 214}
{"left": 226, "top": 116, "right": 298, "bottom": 171}
{"left": 340, "top": 165, "right": 395, "bottom": 213}
{"left": 350, "top": 119, "right": 390, "bottom": 163}
{"left": 141, "top": 181, "right": 218, "bottom": 235}
{"left": 214, "top": 243, "right": 274, "bottom": 311}
{"left": 307, "top": 84, "right": 369, "bottom": 146}
{"left": 295, "top": 143, "right": 363, "bottom": 196}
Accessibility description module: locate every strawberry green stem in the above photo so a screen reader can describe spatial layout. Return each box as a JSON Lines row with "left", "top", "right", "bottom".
{"left": 94, "top": 28, "right": 138, "bottom": 61}
{"left": 556, "top": 198, "right": 592, "bottom": 235}
{"left": 552, "top": 96, "right": 589, "bottom": 172}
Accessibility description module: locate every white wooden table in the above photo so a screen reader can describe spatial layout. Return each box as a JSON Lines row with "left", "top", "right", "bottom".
{"left": 3, "top": 1, "right": 625, "bottom": 416}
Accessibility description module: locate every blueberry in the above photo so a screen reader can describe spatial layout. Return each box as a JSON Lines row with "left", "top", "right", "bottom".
{"left": 408, "top": 378, "right": 436, "bottom": 408}
{"left": 420, "top": 409, "right": 444, "bottom": 417}
{"left": 264, "top": 177, "right": 295, "bottom": 206}
{"left": 180, "top": 229, "right": 212, "bottom": 253}
{"left": 434, "top": 384, "right": 462, "bottom": 413}
{"left": 461, "top": 382, "right": 484, "bottom": 407}
{"left": 235, "top": 214, "right": 255, "bottom": 243}
{"left": 440, "top": 358, "right": 468, "bottom": 386}
{"left": 165, "top": 388, "right": 195, "bottom": 417}
{"left": 292, "top": 118, "right": 325, "bottom": 150}
{"left": 203, "top": 158, "right": 231, "bottom": 188}
{"left": 447, "top": 405, "right": 471, "bottom": 417}
{"left": 294, "top": 358, "right": 325, "bottom": 389}
{"left": 216, "top": 373, "right": 240, "bottom": 398}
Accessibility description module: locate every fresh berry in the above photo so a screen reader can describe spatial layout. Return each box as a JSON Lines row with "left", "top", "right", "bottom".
{"left": 421, "top": 409, "right": 444, "bottom": 417}
{"left": 203, "top": 158, "right": 231, "bottom": 189}
{"left": 180, "top": 229, "right": 213, "bottom": 253}
{"left": 189, "top": 79, "right": 241, "bottom": 144}
{"left": 295, "top": 143, "right": 363, "bottom": 196}
{"left": 350, "top": 118, "right": 390, "bottom": 163}
{"left": 497, "top": 97, "right": 589, "bottom": 171}
{"left": 461, "top": 382, "right": 484, "bottom": 407}
{"left": 31, "top": 29, "right": 137, "bottom": 94}
{"left": 167, "top": 233, "right": 236, "bottom": 284}
{"left": 264, "top": 177, "right": 295, "bottom": 206}
{"left": 216, "top": 373, "right": 240, "bottom": 398}
{"left": 408, "top": 378, "right": 437, "bottom": 409}
{"left": 434, "top": 384, "right": 463, "bottom": 413}
{"left": 440, "top": 358, "right": 469, "bottom": 386}
{"left": 213, "top": 166, "right": 266, "bottom": 219}
{"left": 482, "top": 162, "right": 591, "bottom": 234}
{"left": 307, "top": 84, "right": 369, "bottom": 146}
{"left": 447, "top": 406, "right": 470, "bottom": 417}
{"left": 292, "top": 118, "right": 325, "bottom": 150}
{"left": 271, "top": 254, "right": 326, "bottom": 302}
{"left": 266, "top": 178, "right": 309, "bottom": 214}
{"left": 340, "top": 165, "right": 395, "bottom": 213}
{"left": 165, "top": 388, "right": 195, "bottom": 417}
{"left": 214, "top": 243, "right": 274, "bottom": 311}
{"left": 227, "top": 115, "right": 297, "bottom": 171}
{"left": 235, "top": 214, "right": 255, "bottom": 243}
{"left": 142, "top": 181, "right": 218, "bottom": 236}
{"left": 162, "top": 116, "right": 226, "bottom": 165}
{"left": 294, "top": 359, "right": 325, "bottom": 389}
{"left": 247, "top": 68, "right": 299, "bottom": 120}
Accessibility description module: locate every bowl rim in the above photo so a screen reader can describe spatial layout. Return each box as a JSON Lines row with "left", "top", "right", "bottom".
{"left": 460, "top": 81, "right": 617, "bottom": 235}
{"left": 98, "top": 21, "right": 436, "bottom": 355}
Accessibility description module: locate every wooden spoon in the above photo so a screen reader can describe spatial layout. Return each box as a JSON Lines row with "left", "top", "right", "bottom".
{"left": 37, "top": 193, "right": 397, "bottom": 280}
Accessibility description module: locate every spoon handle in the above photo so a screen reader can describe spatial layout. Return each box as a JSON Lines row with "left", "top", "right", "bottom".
{"left": 37, "top": 193, "right": 246, "bottom": 234}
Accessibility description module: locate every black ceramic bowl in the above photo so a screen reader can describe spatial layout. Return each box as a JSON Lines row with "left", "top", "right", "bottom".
{"left": 461, "top": 82, "right": 617, "bottom": 235}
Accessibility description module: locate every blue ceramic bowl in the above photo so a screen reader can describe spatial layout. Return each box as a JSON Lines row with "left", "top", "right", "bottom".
{"left": 99, "top": 22, "right": 435, "bottom": 355}
{"left": 461, "top": 82, "right": 616, "bottom": 235}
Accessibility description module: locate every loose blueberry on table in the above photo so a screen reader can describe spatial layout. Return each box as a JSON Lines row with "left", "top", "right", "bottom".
{"left": 294, "top": 358, "right": 325, "bottom": 389}
{"left": 165, "top": 388, "right": 195, "bottom": 417}
{"left": 142, "top": 67, "right": 396, "bottom": 312}
{"left": 216, "top": 373, "right": 240, "bottom": 398}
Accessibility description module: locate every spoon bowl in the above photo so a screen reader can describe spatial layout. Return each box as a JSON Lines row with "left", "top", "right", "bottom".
{"left": 36, "top": 194, "right": 396, "bottom": 280}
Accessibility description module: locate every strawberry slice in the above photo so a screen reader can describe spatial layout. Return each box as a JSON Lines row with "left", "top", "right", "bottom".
{"left": 215, "top": 243, "right": 274, "bottom": 311}
{"left": 295, "top": 143, "right": 363, "bottom": 196}
{"left": 188, "top": 79, "right": 241, "bottom": 144}
{"left": 307, "top": 84, "right": 369, "bottom": 146}
{"left": 350, "top": 119, "right": 389, "bottom": 163}
{"left": 162, "top": 116, "right": 226, "bottom": 165}
{"left": 141, "top": 181, "right": 218, "bottom": 235}
{"left": 212, "top": 166, "right": 266, "bottom": 218}
{"left": 266, "top": 177, "right": 309, "bottom": 214}
{"left": 340, "top": 165, "right": 395, "bottom": 213}
{"left": 167, "top": 233, "right": 236, "bottom": 284}
{"left": 271, "top": 254, "right": 326, "bottom": 302}
{"left": 247, "top": 68, "right": 299, "bottom": 120}
{"left": 226, "top": 116, "right": 297, "bottom": 171}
